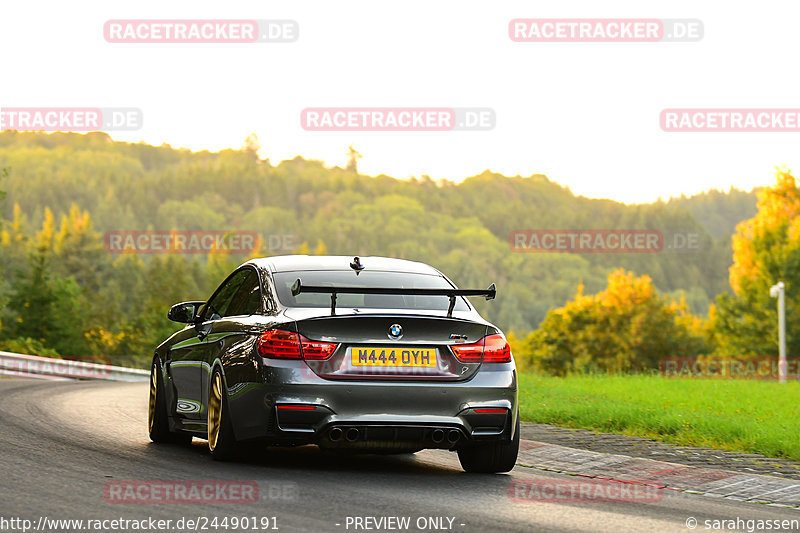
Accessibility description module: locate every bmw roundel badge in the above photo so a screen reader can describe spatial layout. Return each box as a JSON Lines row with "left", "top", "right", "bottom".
{"left": 388, "top": 324, "right": 403, "bottom": 339}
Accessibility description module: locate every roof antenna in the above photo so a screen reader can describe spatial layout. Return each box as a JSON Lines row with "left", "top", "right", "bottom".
{"left": 349, "top": 256, "right": 365, "bottom": 275}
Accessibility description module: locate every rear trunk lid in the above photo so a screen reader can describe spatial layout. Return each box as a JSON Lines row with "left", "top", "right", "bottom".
{"left": 293, "top": 314, "right": 488, "bottom": 381}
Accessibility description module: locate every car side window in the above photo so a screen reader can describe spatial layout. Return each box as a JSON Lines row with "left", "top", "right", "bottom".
{"left": 203, "top": 269, "right": 251, "bottom": 320}
{"left": 224, "top": 270, "right": 263, "bottom": 317}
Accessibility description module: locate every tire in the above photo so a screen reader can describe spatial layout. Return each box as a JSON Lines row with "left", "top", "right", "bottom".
{"left": 457, "top": 413, "right": 520, "bottom": 473}
{"left": 148, "top": 358, "right": 192, "bottom": 445}
{"left": 207, "top": 369, "right": 239, "bottom": 460}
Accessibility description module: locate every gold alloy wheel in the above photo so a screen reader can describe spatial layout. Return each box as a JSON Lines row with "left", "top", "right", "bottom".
{"left": 208, "top": 372, "right": 223, "bottom": 451}
{"left": 148, "top": 365, "right": 157, "bottom": 434}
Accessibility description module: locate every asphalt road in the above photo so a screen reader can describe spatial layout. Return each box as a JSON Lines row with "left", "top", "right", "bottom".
{"left": 0, "top": 380, "right": 794, "bottom": 533}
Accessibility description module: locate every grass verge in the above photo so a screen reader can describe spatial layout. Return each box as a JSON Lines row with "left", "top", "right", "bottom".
{"left": 518, "top": 373, "right": 800, "bottom": 461}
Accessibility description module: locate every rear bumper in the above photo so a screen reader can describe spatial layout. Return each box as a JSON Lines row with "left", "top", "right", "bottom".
{"left": 225, "top": 360, "right": 518, "bottom": 447}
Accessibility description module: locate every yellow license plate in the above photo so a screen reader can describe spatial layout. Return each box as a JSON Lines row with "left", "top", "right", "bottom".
{"left": 351, "top": 347, "right": 437, "bottom": 367}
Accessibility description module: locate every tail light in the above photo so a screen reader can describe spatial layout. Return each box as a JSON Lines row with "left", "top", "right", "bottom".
{"left": 451, "top": 334, "right": 512, "bottom": 363}
{"left": 451, "top": 338, "right": 484, "bottom": 363}
{"left": 483, "top": 334, "right": 512, "bottom": 363}
{"left": 257, "top": 329, "right": 338, "bottom": 360}
{"left": 300, "top": 337, "right": 339, "bottom": 360}
{"left": 257, "top": 330, "right": 301, "bottom": 359}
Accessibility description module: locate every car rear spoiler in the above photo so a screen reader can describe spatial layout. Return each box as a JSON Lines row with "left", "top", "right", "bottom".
{"left": 290, "top": 278, "right": 496, "bottom": 317}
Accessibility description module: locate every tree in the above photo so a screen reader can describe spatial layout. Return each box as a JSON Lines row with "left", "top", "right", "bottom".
{"left": 710, "top": 170, "right": 800, "bottom": 358}
{"left": 524, "top": 269, "right": 707, "bottom": 375}
{"left": 0, "top": 168, "right": 10, "bottom": 335}
{"left": 345, "top": 145, "right": 362, "bottom": 174}
{"left": 53, "top": 204, "right": 109, "bottom": 292}
{"left": 6, "top": 245, "right": 89, "bottom": 355}
{"left": 156, "top": 199, "right": 226, "bottom": 230}
{"left": 0, "top": 167, "right": 8, "bottom": 207}
{"left": 243, "top": 133, "right": 264, "bottom": 162}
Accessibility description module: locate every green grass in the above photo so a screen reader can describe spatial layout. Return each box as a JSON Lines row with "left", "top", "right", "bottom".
{"left": 518, "top": 373, "right": 800, "bottom": 461}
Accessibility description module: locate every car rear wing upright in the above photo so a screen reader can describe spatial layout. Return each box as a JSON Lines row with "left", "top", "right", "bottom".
{"left": 290, "top": 278, "right": 496, "bottom": 317}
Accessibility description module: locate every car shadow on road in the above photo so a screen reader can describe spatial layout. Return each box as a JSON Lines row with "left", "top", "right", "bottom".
{"left": 146, "top": 438, "right": 514, "bottom": 485}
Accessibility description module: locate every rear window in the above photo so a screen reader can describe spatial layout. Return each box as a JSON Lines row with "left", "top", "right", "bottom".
{"left": 272, "top": 271, "right": 470, "bottom": 311}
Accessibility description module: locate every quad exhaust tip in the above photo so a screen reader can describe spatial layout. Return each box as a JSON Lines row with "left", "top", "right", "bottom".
{"left": 447, "top": 429, "right": 461, "bottom": 444}
{"left": 328, "top": 427, "right": 343, "bottom": 442}
{"left": 331, "top": 426, "right": 458, "bottom": 445}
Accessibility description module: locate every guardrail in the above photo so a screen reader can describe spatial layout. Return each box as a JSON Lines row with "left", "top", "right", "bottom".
{"left": 0, "top": 351, "right": 149, "bottom": 382}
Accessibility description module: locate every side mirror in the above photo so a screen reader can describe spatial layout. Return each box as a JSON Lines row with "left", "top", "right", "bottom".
{"left": 167, "top": 301, "right": 205, "bottom": 323}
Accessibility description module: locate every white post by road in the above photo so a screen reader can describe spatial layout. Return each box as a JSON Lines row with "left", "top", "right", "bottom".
{"left": 770, "top": 281, "right": 787, "bottom": 383}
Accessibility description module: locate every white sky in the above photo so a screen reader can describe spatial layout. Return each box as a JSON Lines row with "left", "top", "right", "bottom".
{"left": 2, "top": 1, "right": 798, "bottom": 203}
